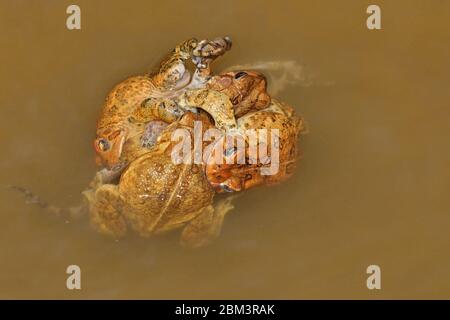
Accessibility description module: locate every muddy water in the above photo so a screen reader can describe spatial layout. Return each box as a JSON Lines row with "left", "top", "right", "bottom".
{"left": 0, "top": 0, "right": 449, "bottom": 299}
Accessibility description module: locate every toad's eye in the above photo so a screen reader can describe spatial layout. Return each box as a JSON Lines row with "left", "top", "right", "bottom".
{"left": 97, "top": 138, "right": 110, "bottom": 151}
{"left": 234, "top": 71, "right": 247, "bottom": 79}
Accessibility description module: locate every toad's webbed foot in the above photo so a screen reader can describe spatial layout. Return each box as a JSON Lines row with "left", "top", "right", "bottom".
{"left": 192, "top": 37, "right": 232, "bottom": 66}
{"left": 89, "top": 167, "right": 125, "bottom": 189}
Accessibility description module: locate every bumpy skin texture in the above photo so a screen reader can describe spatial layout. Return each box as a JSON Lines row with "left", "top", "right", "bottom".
{"left": 205, "top": 99, "right": 305, "bottom": 193}
{"left": 119, "top": 150, "right": 214, "bottom": 236}
{"left": 94, "top": 37, "right": 232, "bottom": 169}
{"left": 85, "top": 113, "right": 234, "bottom": 248}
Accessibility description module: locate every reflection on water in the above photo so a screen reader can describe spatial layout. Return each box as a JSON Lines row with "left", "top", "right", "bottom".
{"left": 1, "top": 0, "right": 450, "bottom": 299}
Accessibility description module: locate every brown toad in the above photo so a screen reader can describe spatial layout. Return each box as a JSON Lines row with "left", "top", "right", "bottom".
{"left": 85, "top": 112, "right": 235, "bottom": 248}
{"left": 94, "top": 37, "right": 232, "bottom": 169}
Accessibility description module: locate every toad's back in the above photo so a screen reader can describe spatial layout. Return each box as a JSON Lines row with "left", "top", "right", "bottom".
{"left": 118, "top": 150, "right": 214, "bottom": 236}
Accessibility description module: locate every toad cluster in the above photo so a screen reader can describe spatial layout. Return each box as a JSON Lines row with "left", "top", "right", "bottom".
{"left": 74, "top": 37, "right": 306, "bottom": 247}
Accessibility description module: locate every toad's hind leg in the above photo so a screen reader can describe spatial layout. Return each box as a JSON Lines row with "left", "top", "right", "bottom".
{"left": 177, "top": 88, "right": 237, "bottom": 131}
{"left": 180, "top": 196, "right": 236, "bottom": 248}
{"left": 83, "top": 184, "right": 127, "bottom": 238}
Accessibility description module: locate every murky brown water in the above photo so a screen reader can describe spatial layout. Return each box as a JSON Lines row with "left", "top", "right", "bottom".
{"left": 1, "top": 0, "right": 449, "bottom": 299}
